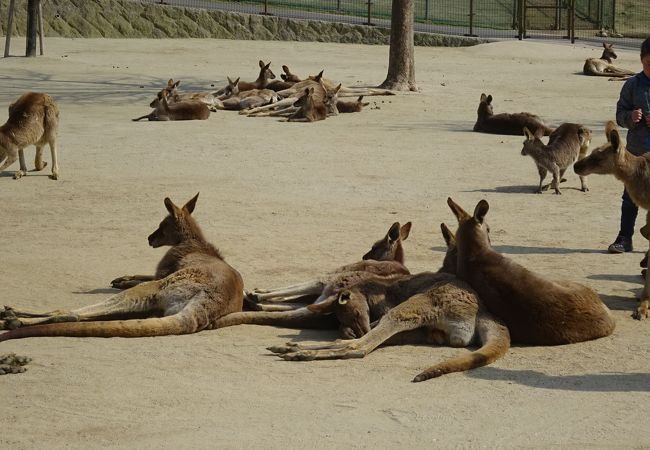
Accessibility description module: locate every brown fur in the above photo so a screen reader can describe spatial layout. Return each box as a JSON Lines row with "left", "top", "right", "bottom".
{"left": 583, "top": 43, "right": 635, "bottom": 80}
{"left": 446, "top": 197, "right": 615, "bottom": 345}
{"left": 287, "top": 87, "right": 329, "bottom": 122}
{"left": 336, "top": 96, "right": 370, "bottom": 113}
{"left": 574, "top": 121, "right": 650, "bottom": 319}
{"left": 269, "top": 233, "right": 510, "bottom": 382}
{"left": 0, "top": 92, "right": 60, "bottom": 180}
{"left": 0, "top": 194, "right": 244, "bottom": 340}
{"left": 215, "top": 76, "right": 279, "bottom": 111}
{"left": 473, "top": 93, "right": 552, "bottom": 136}
{"left": 521, "top": 122, "right": 591, "bottom": 194}
{"left": 237, "top": 60, "right": 276, "bottom": 92}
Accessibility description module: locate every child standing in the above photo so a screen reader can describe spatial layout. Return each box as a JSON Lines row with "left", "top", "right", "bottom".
{"left": 608, "top": 37, "right": 650, "bottom": 253}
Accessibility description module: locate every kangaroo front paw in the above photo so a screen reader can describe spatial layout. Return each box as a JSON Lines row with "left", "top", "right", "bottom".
{"left": 111, "top": 276, "right": 137, "bottom": 289}
{"left": 632, "top": 300, "right": 650, "bottom": 320}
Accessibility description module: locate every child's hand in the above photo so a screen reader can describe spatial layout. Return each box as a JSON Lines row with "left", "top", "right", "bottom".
{"left": 632, "top": 108, "right": 643, "bottom": 123}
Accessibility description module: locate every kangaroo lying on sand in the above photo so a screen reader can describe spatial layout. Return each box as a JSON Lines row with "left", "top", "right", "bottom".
{"left": 133, "top": 90, "right": 210, "bottom": 121}
{"left": 266, "top": 65, "right": 303, "bottom": 91}
{"left": 583, "top": 43, "right": 636, "bottom": 80}
{"left": 574, "top": 121, "right": 650, "bottom": 319}
{"left": 337, "top": 96, "right": 370, "bottom": 113}
{"left": 237, "top": 60, "right": 276, "bottom": 92}
{"left": 268, "top": 225, "right": 510, "bottom": 382}
{"left": 447, "top": 197, "right": 615, "bottom": 344}
{"left": 0, "top": 92, "right": 60, "bottom": 180}
{"left": 0, "top": 194, "right": 244, "bottom": 340}
{"left": 473, "top": 93, "right": 552, "bottom": 136}
{"left": 521, "top": 123, "right": 591, "bottom": 194}
{"left": 214, "top": 76, "right": 279, "bottom": 111}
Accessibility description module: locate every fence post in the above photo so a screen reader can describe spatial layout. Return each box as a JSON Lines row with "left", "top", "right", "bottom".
{"left": 26, "top": 0, "right": 39, "bottom": 57}
{"left": 511, "top": 0, "right": 517, "bottom": 29}
{"left": 464, "top": 0, "right": 477, "bottom": 37}
{"left": 4, "top": 0, "right": 16, "bottom": 57}
{"left": 611, "top": 0, "right": 616, "bottom": 32}
{"left": 517, "top": 0, "right": 525, "bottom": 39}
{"left": 366, "top": 0, "right": 373, "bottom": 26}
{"left": 424, "top": 0, "right": 429, "bottom": 21}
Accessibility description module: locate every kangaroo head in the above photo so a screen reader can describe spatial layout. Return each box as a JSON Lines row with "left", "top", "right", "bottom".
{"left": 362, "top": 222, "right": 412, "bottom": 263}
{"left": 293, "top": 87, "right": 314, "bottom": 108}
{"left": 223, "top": 76, "right": 241, "bottom": 98}
{"left": 148, "top": 193, "right": 201, "bottom": 248}
{"left": 521, "top": 126, "right": 544, "bottom": 155}
{"left": 601, "top": 42, "right": 617, "bottom": 63}
{"left": 324, "top": 82, "right": 341, "bottom": 115}
{"left": 281, "top": 65, "right": 301, "bottom": 83}
{"left": 477, "top": 93, "right": 493, "bottom": 118}
{"left": 574, "top": 121, "right": 624, "bottom": 176}
{"left": 259, "top": 60, "right": 276, "bottom": 80}
{"left": 308, "top": 288, "right": 371, "bottom": 338}
{"left": 439, "top": 223, "right": 458, "bottom": 274}
{"left": 447, "top": 198, "right": 491, "bottom": 253}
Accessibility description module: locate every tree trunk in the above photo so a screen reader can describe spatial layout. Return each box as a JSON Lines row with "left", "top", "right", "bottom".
{"left": 379, "top": 0, "right": 417, "bottom": 91}
{"left": 26, "top": 0, "right": 39, "bottom": 57}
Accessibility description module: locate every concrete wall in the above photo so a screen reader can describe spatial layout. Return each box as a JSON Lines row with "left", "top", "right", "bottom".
{"left": 0, "top": 0, "right": 484, "bottom": 46}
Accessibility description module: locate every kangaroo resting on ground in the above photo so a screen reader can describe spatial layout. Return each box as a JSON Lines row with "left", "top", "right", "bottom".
{"left": 574, "top": 121, "right": 650, "bottom": 319}
{"left": 521, "top": 122, "right": 591, "bottom": 194}
{"left": 268, "top": 225, "right": 510, "bottom": 382}
{"left": 473, "top": 93, "right": 552, "bottom": 136}
{"left": 0, "top": 194, "right": 244, "bottom": 340}
{"left": 446, "top": 197, "right": 615, "bottom": 344}
{"left": 0, "top": 92, "right": 60, "bottom": 180}
{"left": 583, "top": 43, "right": 636, "bottom": 80}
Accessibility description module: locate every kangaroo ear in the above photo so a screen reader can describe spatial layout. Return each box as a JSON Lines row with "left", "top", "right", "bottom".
{"left": 473, "top": 200, "right": 490, "bottom": 224}
{"left": 282, "top": 65, "right": 290, "bottom": 73}
{"left": 387, "top": 222, "right": 401, "bottom": 242}
{"left": 610, "top": 127, "right": 623, "bottom": 154}
{"left": 523, "top": 127, "right": 534, "bottom": 140}
{"left": 486, "top": 95, "right": 493, "bottom": 104}
{"left": 167, "top": 79, "right": 174, "bottom": 87}
{"left": 534, "top": 126, "right": 545, "bottom": 139}
{"left": 334, "top": 84, "right": 342, "bottom": 94}
{"left": 307, "top": 295, "right": 337, "bottom": 314}
{"left": 234, "top": 77, "right": 240, "bottom": 85}
{"left": 400, "top": 222, "right": 412, "bottom": 241}
{"left": 447, "top": 197, "right": 470, "bottom": 222}
{"left": 183, "top": 192, "right": 200, "bottom": 215}
{"left": 164, "top": 197, "right": 180, "bottom": 217}
{"left": 480, "top": 93, "right": 487, "bottom": 102}
{"left": 264, "top": 62, "right": 272, "bottom": 70}
{"left": 357, "top": 96, "right": 363, "bottom": 102}
{"left": 173, "top": 80, "right": 181, "bottom": 88}
{"left": 440, "top": 223, "right": 456, "bottom": 248}
{"left": 315, "top": 70, "right": 324, "bottom": 80}
{"left": 259, "top": 60, "right": 265, "bottom": 68}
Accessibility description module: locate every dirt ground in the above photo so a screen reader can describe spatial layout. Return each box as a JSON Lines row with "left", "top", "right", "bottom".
{"left": 1, "top": 37, "right": 649, "bottom": 449}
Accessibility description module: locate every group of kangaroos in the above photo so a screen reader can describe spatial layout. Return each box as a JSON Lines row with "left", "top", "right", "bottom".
{"left": 132, "top": 61, "right": 389, "bottom": 123}
{"left": 1, "top": 42, "right": 648, "bottom": 381}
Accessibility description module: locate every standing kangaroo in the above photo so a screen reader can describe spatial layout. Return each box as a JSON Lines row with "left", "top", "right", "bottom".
{"left": 521, "top": 123, "right": 591, "bottom": 194}
{"left": 574, "top": 121, "right": 650, "bottom": 319}
{"left": 0, "top": 194, "right": 244, "bottom": 340}
{"left": 583, "top": 43, "right": 636, "bottom": 80}
{"left": 0, "top": 92, "right": 60, "bottom": 180}
{"left": 268, "top": 225, "right": 510, "bottom": 382}
{"left": 473, "top": 93, "right": 552, "bottom": 136}
{"left": 446, "top": 197, "right": 615, "bottom": 344}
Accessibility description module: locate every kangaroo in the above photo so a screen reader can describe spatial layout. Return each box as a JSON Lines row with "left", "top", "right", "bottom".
{"left": 337, "top": 96, "right": 370, "bottom": 113}
{"left": 446, "top": 197, "right": 615, "bottom": 344}
{"left": 237, "top": 60, "right": 276, "bottom": 92}
{"left": 286, "top": 87, "right": 329, "bottom": 122}
{"left": 521, "top": 123, "right": 591, "bottom": 194}
{"left": 246, "top": 221, "right": 412, "bottom": 305}
{"left": 133, "top": 89, "right": 211, "bottom": 121}
{"left": 215, "top": 76, "right": 279, "bottom": 111}
{"left": 583, "top": 43, "right": 636, "bottom": 80}
{"left": 0, "top": 92, "right": 60, "bottom": 180}
{"left": 266, "top": 65, "right": 302, "bottom": 91}
{"left": 268, "top": 228, "right": 510, "bottom": 382}
{"left": 0, "top": 194, "right": 244, "bottom": 340}
{"left": 473, "top": 93, "right": 552, "bottom": 136}
{"left": 574, "top": 121, "right": 650, "bottom": 319}
{"left": 213, "top": 222, "right": 412, "bottom": 328}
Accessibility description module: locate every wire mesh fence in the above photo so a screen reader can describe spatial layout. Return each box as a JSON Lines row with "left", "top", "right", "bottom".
{"left": 138, "top": 0, "right": 647, "bottom": 47}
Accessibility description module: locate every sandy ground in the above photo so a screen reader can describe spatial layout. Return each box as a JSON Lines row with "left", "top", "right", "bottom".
{"left": 1, "top": 37, "right": 650, "bottom": 449}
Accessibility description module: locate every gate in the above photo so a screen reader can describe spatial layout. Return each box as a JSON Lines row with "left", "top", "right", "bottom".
{"left": 516, "top": 0, "right": 576, "bottom": 43}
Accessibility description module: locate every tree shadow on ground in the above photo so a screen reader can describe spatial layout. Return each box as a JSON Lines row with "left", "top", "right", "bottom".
{"left": 466, "top": 366, "right": 650, "bottom": 392}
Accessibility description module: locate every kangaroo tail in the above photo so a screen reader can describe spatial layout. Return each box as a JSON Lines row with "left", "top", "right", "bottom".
{"left": 0, "top": 315, "right": 196, "bottom": 341}
{"left": 412, "top": 312, "right": 510, "bottom": 382}
{"left": 132, "top": 113, "right": 152, "bottom": 122}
